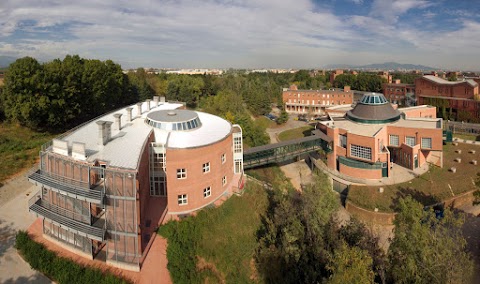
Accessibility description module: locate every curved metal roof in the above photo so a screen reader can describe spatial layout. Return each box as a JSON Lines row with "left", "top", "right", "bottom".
{"left": 346, "top": 93, "right": 401, "bottom": 124}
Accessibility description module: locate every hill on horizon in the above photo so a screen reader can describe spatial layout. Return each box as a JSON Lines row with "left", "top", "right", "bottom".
{"left": 324, "top": 61, "right": 436, "bottom": 71}
{"left": 0, "top": 56, "right": 17, "bottom": 69}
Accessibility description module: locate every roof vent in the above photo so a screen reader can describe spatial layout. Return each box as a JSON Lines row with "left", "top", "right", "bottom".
{"left": 167, "top": 111, "right": 177, "bottom": 116}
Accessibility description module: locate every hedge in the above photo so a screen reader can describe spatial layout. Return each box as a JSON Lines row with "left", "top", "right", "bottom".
{"left": 15, "top": 231, "right": 130, "bottom": 284}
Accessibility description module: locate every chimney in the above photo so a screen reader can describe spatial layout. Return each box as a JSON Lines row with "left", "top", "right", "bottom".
{"left": 395, "top": 79, "right": 401, "bottom": 84}
{"left": 146, "top": 99, "right": 151, "bottom": 111}
{"left": 113, "top": 113, "right": 122, "bottom": 131}
{"left": 126, "top": 107, "right": 133, "bottom": 122}
{"left": 153, "top": 96, "right": 159, "bottom": 106}
{"left": 136, "top": 102, "right": 143, "bottom": 118}
{"left": 96, "top": 121, "right": 107, "bottom": 146}
{"left": 343, "top": 85, "right": 351, "bottom": 92}
{"left": 105, "top": 121, "right": 113, "bottom": 141}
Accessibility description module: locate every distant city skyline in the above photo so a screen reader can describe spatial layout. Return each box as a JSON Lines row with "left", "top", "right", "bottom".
{"left": 1, "top": 0, "right": 479, "bottom": 70}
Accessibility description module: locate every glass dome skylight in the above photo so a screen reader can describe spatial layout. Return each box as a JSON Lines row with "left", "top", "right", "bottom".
{"left": 359, "top": 93, "right": 388, "bottom": 105}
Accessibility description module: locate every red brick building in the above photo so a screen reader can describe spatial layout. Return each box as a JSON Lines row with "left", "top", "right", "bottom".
{"left": 383, "top": 79, "right": 416, "bottom": 106}
{"left": 282, "top": 84, "right": 354, "bottom": 115}
{"left": 28, "top": 97, "right": 244, "bottom": 272}
{"left": 415, "top": 75, "right": 480, "bottom": 121}
{"left": 329, "top": 69, "right": 344, "bottom": 85}
{"left": 317, "top": 93, "right": 443, "bottom": 180}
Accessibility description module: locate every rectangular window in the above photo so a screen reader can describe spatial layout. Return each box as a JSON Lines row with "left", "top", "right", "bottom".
{"left": 202, "top": 162, "right": 210, "bottom": 173}
{"left": 176, "top": 168, "right": 186, "bottom": 179}
{"left": 389, "top": 135, "right": 399, "bottom": 146}
{"left": 177, "top": 194, "right": 187, "bottom": 205}
{"left": 339, "top": 134, "right": 347, "bottom": 148}
{"left": 221, "top": 153, "right": 226, "bottom": 164}
{"left": 350, "top": 144, "right": 372, "bottom": 160}
{"left": 203, "top": 187, "right": 211, "bottom": 198}
{"left": 222, "top": 176, "right": 227, "bottom": 186}
{"left": 421, "top": 137, "right": 432, "bottom": 149}
{"left": 234, "top": 137, "right": 242, "bottom": 153}
{"left": 405, "top": 136, "right": 416, "bottom": 147}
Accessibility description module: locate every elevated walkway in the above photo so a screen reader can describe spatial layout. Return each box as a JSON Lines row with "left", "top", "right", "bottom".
{"left": 243, "top": 130, "right": 332, "bottom": 169}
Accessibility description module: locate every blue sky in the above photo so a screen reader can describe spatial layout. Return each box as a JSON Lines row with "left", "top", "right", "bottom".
{"left": 1, "top": 0, "right": 479, "bottom": 70}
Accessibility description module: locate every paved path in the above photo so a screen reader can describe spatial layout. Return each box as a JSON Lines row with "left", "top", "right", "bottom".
{"left": 0, "top": 180, "right": 51, "bottom": 284}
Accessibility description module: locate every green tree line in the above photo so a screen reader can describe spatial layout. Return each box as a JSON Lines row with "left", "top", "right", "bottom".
{"left": 333, "top": 73, "right": 386, "bottom": 92}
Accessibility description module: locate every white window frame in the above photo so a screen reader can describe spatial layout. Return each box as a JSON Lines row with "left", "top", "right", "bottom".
{"left": 350, "top": 144, "right": 372, "bottom": 160}
{"left": 176, "top": 168, "right": 187, "bottom": 179}
{"left": 178, "top": 194, "right": 187, "bottom": 205}
{"left": 203, "top": 187, "right": 211, "bottom": 198}
{"left": 421, "top": 137, "right": 432, "bottom": 149}
{"left": 234, "top": 137, "right": 242, "bottom": 153}
{"left": 222, "top": 176, "right": 227, "bottom": 186}
{"left": 405, "top": 136, "right": 416, "bottom": 147}
{"left": 389, "top": 135, "right": 399, "bottom": 146}
{"left": 202, "top": 162, "right": 210, "bottom": 173}
{"left": 221, "top": 153, "right": 226, "bottom": 164}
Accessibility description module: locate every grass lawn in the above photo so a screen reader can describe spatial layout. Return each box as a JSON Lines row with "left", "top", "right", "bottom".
{"left": 255, "top": 116, "right": 276, "bottom": 130}
{"left": 278, "top": 125, "right": 314, "bottom": 141}
{"left": 454, "top": 133, "right": 480, "bottom": 141}
{"left": 194, "top": 183, "right": 268, "bottom": 283}
{"left": 0, "top": 123, "right": 55, "bottom": 186}
{"left": 348, "top": 142, "right": 480, "bottom": 212}
{"left": 160, "top": 166, "right": 293, "bottom": 283}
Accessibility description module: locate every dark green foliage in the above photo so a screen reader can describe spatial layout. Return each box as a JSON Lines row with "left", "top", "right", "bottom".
{"left": 158, "top": 219, "right": 200, "bottom": 284}
{"left": 333, "top": 74, "right": 356, "bottom": 89}
{"left": 352, "top": 73, "right": 385, "bottom": 92}
{"left": 199, "top": 90, "right": 269, "bottom": 147}
{"left": 166, "top": 75, "right": 204, "bottom": 108}
{"left": 2, "top": 56, "right": 135, "bottom": 130}
{"left": 391, "top": 73, "right": 421, "bottom": 84}
{"left": 15, "top": 231, "right": 128, "bottom": 284}
{"left": 334, "top": 73, "right": 385, "bottom": 92}
{"left": 276, "top": 109, "right": 289, "bottom": 125}
{"left": 388, "top": 197, "right": 474, "bottom": 284}
{"left": 255, "top": 172, "right": 387, "bottom": 284}
{"left": 127, "top": 68, "right": 155, "bottom": 101}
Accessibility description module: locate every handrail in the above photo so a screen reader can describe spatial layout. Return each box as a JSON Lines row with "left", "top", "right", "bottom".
{"left": 28, "top": 170, "right": 104, "bottom": 203}
{"left": 33, "top": 199, "right": 90, "bottom": 224}
{"left": 37, "top": 169, "right": 90, "bottom": 189}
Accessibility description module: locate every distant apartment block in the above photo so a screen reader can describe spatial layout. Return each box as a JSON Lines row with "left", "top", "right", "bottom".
{"left": 329, "top": 69, "right": 344, "bottom": 85}
{"left": 282, "top": 84, "right": 354, "bottom": 114}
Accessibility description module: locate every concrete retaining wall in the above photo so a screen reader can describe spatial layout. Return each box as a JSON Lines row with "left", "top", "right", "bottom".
{"left": 345, "top": 201, "right": 396, "bottom": 225}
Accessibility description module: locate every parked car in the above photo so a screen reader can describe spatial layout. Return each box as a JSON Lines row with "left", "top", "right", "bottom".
{"left": 265, "top": 113, "right": 277, "bottom": 121}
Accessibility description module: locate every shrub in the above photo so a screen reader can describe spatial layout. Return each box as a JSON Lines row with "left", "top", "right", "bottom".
{"left": 15, "top": 231, "right": 129, "bottom": 284}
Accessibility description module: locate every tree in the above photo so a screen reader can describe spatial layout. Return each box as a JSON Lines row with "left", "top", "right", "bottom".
{"left": 327, "top": 242, "right": 375, "bottom": 284}
{"left": 333, "top": 74, "right": 356, "bottom": 89}
{"left": 2, "top": 56, "right": 134, "bottom": 130}
{"left": 276, "top": 109, "right": 289, "bottom": 125}
{"left": 256, "top": 173, "right": 340, "bottom": 283}
{"left": 448, "top": 73, "right": 458, "bottom": 82}
{"left": 388, "top": 197, "right": 474, "bottom": 284}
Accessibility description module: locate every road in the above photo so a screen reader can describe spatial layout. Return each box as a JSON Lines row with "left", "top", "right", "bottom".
{"left": 0, "top": 175, "right": 51, "bottom": 283}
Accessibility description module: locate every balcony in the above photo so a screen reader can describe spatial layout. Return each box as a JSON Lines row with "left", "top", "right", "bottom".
{"left": 28, "top": 169, "right": 104, "bottom": 204}
{"left": 29, "top": 197, "right": 105, "bottom": 241}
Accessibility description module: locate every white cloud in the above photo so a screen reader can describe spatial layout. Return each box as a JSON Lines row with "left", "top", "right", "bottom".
{"left": 0, "top": 0, "right": 478, "bottom": 69}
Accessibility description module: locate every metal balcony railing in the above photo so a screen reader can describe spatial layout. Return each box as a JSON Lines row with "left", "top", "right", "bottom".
{"left": 29, "top": 198, "right": 105, "bottom": 241}
{"left": 28, "top": 169, "right": 104, "bottom": 204}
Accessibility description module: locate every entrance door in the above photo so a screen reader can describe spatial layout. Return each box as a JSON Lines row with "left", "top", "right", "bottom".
{"left": 414, "top": 155, "right": 418, "bottom": 168}
{"left": 382, "top": 162, "right": 388, "bottom": 177}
